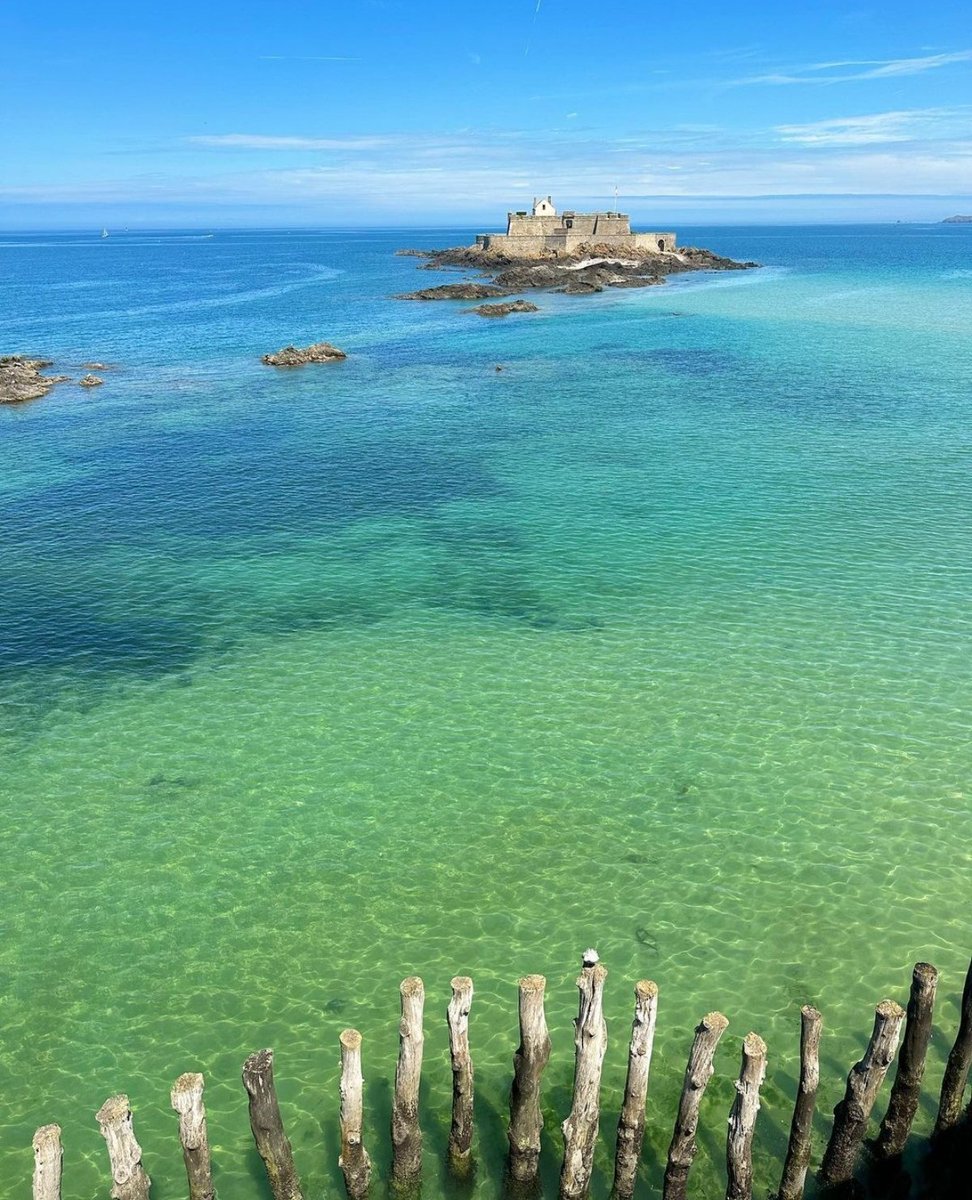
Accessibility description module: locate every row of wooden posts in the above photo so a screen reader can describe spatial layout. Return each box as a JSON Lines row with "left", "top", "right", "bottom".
{"left": 30, "top": 950, "right": 972, "bottom": 1200}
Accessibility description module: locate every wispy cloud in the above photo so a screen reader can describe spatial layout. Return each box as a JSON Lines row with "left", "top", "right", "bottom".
{"left": 187, "top": 134, "right": 393, "bottom": 150}
{"left": 738, "top": 49, "right": 972, "bottom": 86}
{"left": 259, "top": 55, "right": 359, "bottom": 62}
{"left": 776, "top": 108, "right": 970, "bottom": 146}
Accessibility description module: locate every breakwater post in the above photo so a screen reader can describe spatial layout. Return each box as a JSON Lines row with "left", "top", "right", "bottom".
{"left": 508, "top": 974, "right": 551, "bottom": 1185}
{"left": 777, "top": 1005, "right": 822, "bottom": 1200}
{"left": 96, "top": 1095, "right": 151, "bottom": 1200}
{"left": 725, "top": 1032, "right": 767, "bottom": 1200}
{"left": 31, "top": 1124, "right": 62, "bottom": 1200}
{"left": 874, "top": 962, "right": 938, "bottom": 1157}
{"left": 611, "top": 980, "right": 659, "bottom": 1200}
{"left": 391, "top": 976, "right": 425, "bottom": 1192}
{"left": 934, "top": 955, "right": 972, "bottom": 1136}
{"left": 339, "top": 1029, "right": 371, "bottom": 1200}
{"left": 662, "top": 1010, "right": 729, "bottom": 1200}
{"left": 242, "top": 1049, "right": 303, "bottom": 1200}
{"left": 170, "top": 1073, "right": 214, "bottom": 1200}
{"left": 559, "top": 951, "right": 609, "bottom": 1200}
{"left": 447, "top": 976, "right": 475, "bottom": 1175}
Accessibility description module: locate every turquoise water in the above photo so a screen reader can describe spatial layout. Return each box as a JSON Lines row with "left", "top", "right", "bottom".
{"left": 1, "top": 226, "right": 970, "bottom": 1199}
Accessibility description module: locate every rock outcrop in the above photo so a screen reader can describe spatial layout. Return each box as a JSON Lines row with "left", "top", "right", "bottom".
{"left": 0, "top": 355, "right": 70, "bottom": 405}
{"left": 261, "top": 343, "right": 347, "bottom": 367}
{"left": 467, "top": 300, "right": 540, "bottom": 318}
{"left": 79, "top": 374, "right": 104, "bottom": 387}
{"left": 395, "top": 282, "right": 511, "bottom": 301}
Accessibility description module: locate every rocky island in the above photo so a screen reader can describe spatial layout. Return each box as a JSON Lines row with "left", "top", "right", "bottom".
{"left": 942, "top": 215, "right": 972, "bottom": 223}
{"left": 262, "top": 342, "right": 347, "bottom": 366}
{"left": 397, "top": 195, "right": 757, "bottom": 306}
{"left": 467, "top": 300, "right": 540, "bottom": 318}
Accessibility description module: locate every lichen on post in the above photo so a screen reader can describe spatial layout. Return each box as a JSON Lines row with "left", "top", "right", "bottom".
{"left": 447, "top": 976, "right": 475, "bottom": 1175}
{"left": 559, "top": 950, "right": 609, "bottom": 1200}
{"left": 874, "top": 962, "right": 938, "bottom": 1157}
{"left": 725, "top": 1032, "right": 768, "bottom": 1200}
{"left": 662, "top": 1011, "right": 729, "bottom": 1200}
{"left": 241, "top": 1049, "right": 303, "bottom": 1200}
{"left": 32, "top": 1124, "right": 62, "bottom": 1200}
{"left": 818, "top": 999, "right": 906, "bottom": 1186}
{"left": 391, "top": 976, "right": 425, "bottom": 1193}
{"left": 508, "top": 974, "right": 551, "bottom": 1185}
{"left": 611, "top": 980, "right": 659, "bottom": 1200}
{"left": 777, "top": 1005, "right": 823, "bottom": 1200}
{"left": 95, "top": 1095, "right": 151, "bottom": 1200}
{"left": 934, "top": 955, "right": 972, "bottom": 1137}
{"left": 339, "top": 1029, "right": 371, "bottom": 1200}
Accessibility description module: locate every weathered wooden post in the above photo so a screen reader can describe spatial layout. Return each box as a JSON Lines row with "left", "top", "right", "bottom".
{"left": 777, "top": 1005, "right": 823, "bottom": 1200}
{"left": 818, "top": 999, "right": 905, "bottom": 1186}
{"left": 32, "top": 1125, "right": 62, "bottom": 1200}
{"left": 508, "top": 973, "right": 551, "bottom": 1185}
{"left": 662, "top": 1011, "right": 729, "bottom": 1200}
{"left": 559, "top": 950, "right": 609, "bottom": 1200}
{"left": 170, "top": 1073, "right": 214, "bottom": 1200}
{"left": 96, "top": 1095, "right": 151, "bottom": 1200}
{"left": 242, "top": 1049, "right": 303, "bottom": 1200}
{"left": 447, "top": 976, "right": 475, "bottom": 1174}
{"left": 391, "top": 976, "right": 425, "bottom": 1192}
{"left": 874, "top": 962, "right": 938, "bottom": 1157}
{"left": 934, "top": 955, "right": 972, "bottom": 1137}
{"left": 725, "top": 1033, "right": 767, "bottom": 1200}
{"left": 611, "top": 980, "right": 659, "bottom": 1200}
{"left": 339, "top": 1029, "right": 372, "bottom": 1200}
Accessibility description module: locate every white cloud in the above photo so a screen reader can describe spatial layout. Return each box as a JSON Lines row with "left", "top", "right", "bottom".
{"left": 776, "top": 108, "right": 969, "bottom": 146}
{"left": 738, "top": 49, "right": 972, "bottom": 86}
{"left": 187, "top": 134, "right": 394, "bottom": 150}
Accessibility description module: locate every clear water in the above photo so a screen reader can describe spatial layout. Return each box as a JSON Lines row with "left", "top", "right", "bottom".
{"left": 1, "top": 226, "right": 970, "bottom": 1200}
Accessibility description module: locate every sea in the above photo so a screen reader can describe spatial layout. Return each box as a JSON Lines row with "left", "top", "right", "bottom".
{"left": 1, "top": 225, "right": 970, "bottom": 1200}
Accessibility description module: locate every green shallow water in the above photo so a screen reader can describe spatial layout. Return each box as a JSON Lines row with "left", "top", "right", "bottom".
{"left": 1, "top": 226, "right": 970, "bottom": 1199}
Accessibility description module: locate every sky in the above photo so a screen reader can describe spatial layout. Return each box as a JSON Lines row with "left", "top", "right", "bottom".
{"left": 1, "top": 0, "right": 971, "bottom": 227}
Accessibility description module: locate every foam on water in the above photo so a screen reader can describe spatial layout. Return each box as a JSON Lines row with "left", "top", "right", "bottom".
{"left": 1, "top": 225, "right": 970, "bottom": 1200}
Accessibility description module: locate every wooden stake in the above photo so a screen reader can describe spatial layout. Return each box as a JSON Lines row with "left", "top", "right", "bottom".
{"left": 725, "top": 1032, "right": 767, "bottom": 1200}
{"left": 777, "top": 1006, "right": 823, "bottom": 1200}
{"left": 611, "top": 981, "right": 659, "bottom": 1200}
{"left": 447, "top": 976, "right": 475, "bottom": 1173}
{"left": 934, "top": 955, "right": 972, "bottom": 1137}
{"left": 818, "top": 999, "right": 905, "bottom": 1186}
{"left": 508, "top": 974, "right": 551, "bottom": 1185}
{"left": 170, "top": 1074, "right": 214, "bottom": 1200}
{"left": 874, "top": 963, "right": 939, "bottom": 1157}
{"left": 242, "top": 1049, "right": 303, "bottom": 1200}
{"left": 96, "top": 1095, "right": 151, "bottom": 1200}
{"left": 559, "top": 951, "right": 609, "bottom": 1200}
{"left": 32, "top": 1125, "right": 62, "bottom": 1200}
{"left": 662, "top": 1011, "right": 729, "bottom": 1200}
{"left": 339, "top": 1029, "right": 371, "bottom": 1200}
{"left": 391, "top": 976, "right": 425, "bottom": 1191}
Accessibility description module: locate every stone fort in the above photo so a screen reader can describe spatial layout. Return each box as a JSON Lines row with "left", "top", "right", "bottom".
{"left": 475, "top": 195, "right": 676, "bottom": 256}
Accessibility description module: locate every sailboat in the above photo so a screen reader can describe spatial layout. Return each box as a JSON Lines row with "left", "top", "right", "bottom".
{"left": 101, "top": 228, "right": 109, "bottom": 239}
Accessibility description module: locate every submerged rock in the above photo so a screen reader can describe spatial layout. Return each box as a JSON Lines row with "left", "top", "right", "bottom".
{"left": 0, "top": 355, "right": 70, "bottom": 404}
{"left": 79, "top": 373, "right": 104, "bottom": 388}
{"left": 261, "top": 342, "right": 348, "bottom": 367}
{"left": 467, "top": 300, "right": 540, "bottom": 318}
{"left": 395, "top": 282, "right": 511, "bottom": 301}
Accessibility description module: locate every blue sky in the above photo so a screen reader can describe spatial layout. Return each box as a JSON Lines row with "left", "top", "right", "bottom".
{"left": 1, "top": 0, "right": 971, "bottom": 227}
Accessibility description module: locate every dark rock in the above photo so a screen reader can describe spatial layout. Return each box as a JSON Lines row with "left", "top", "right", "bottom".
{"left": 79, "top": 373, "right": 104, "bottom": 388}
{"left": 261, "top": 342, "right": 348, "bottom": 367}
{"left": 395, "top": 282, "right": 511, "bottom": 301}
{"left": 466, "top": 300, "right": 540, "bottom": 318}
{"left": 0, "top": 355, "right": 69, "bottom": 405}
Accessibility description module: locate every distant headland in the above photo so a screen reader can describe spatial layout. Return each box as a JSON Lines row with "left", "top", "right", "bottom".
{"left": 942, "top": 214, "right": 972, "bottom": 223}
{"left": 397, "top": 195, "right": 757, "bottom": 304}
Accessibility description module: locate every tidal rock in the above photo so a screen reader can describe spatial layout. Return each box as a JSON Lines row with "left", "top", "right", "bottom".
{"left": 261, "top": 342, "right": 347, "bottom": 367}
{"left": 395, "top": 282, "right": 511, "bottom": 301}
{"left": 0, "top": 355, "right": 69, "bottom": 404}
{"left": 467, "top": 300, "right": 540, "bottom": 317}
{"left": 79, "top": 373, "right": 104, "bottom": 387}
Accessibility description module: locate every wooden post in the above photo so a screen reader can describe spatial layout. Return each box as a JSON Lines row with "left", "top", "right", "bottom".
{"left": 170, "top": 1074, "right": 214, "bottom": 1200}
{"left": 874, "top": 963, "right": 939, "bottom": 1157}
{"left": 508, "top": 973, "right": 551, "bottom": 1185}
{"left": 242, "top": 1049, "right": 303, "bottom": 1200}
{"left": 662, "top": 1011, "right": 729, "bottom": 1200}
{"left": 559, "top": 950, "right": 609, "bottom": 1200}
{"left": 934, "top": 955, "right": 972, "bottom": 1137}
{"left": 611, "top": 981, "right": 659, "bottom": 1200}
{"left": 778, "top": 1005, "right": 823, "bottom": 1200}
{"left": 447, "top": 975, "right": 475, "bottom": 1173}
{"left": 391, "top": 976, "right": 425, "bottom": 1192}
{"left": 32, "top": 1125, "right": 62, "bottom": 1200}
{"left": 725, "top": 1032, "right": 767, "bottom": 1200}
{"left": 339, "top": 1029, "right": 371, "bottom": 1200}
{"left": 96, "top": 1095, "right": 151, "bottom": 1200}
{"left": 818, "top": 999, "right": 905, "bottom": 1186}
